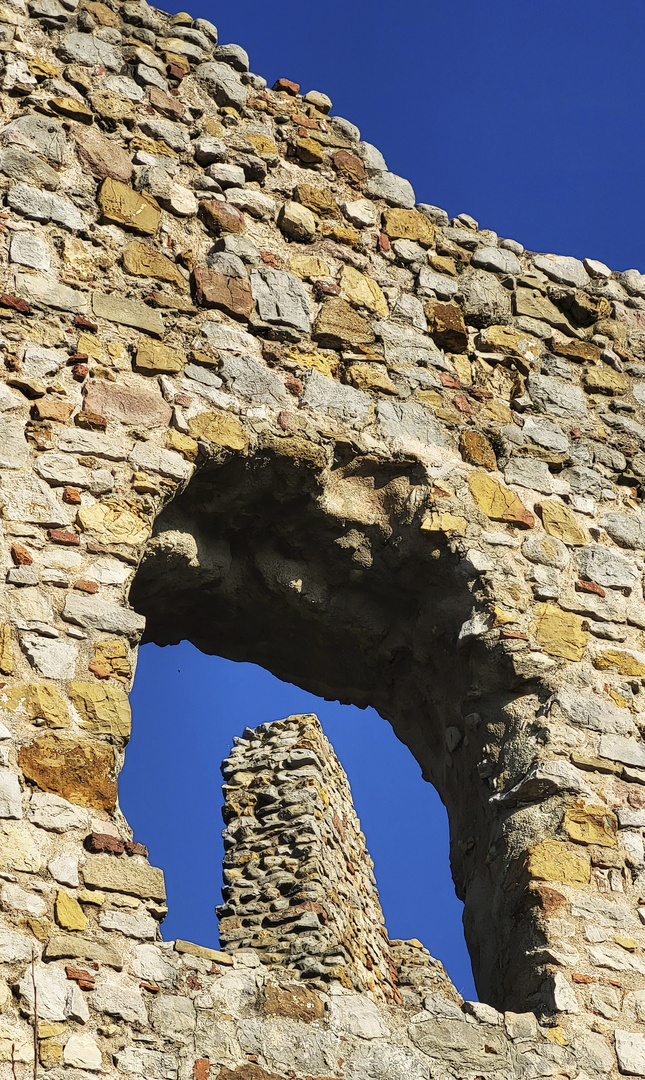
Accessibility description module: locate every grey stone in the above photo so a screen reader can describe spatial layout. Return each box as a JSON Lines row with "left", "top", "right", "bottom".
{"left": 196, "top": 61, "right": 247, "bottom": 108}
{"left": 155, "top": 35, "right": 205, "bottom": 62}
{"left": 574, "top": 544, "right": 639, "bottom": 590}
{"left": 0, "top": 417, "right": 27, "bottom": 469}
{"left": 0, "top": 148, "right": 60, "bottom": 196}
{"left": 35, "top": 452, "right": 93, "bottom": 488}
{"left": 45, "top": 930, "right": 123, "bottom": 969}
{"left": 63, "top": 1032, "right": 102, "bottom": 1071}
{"left": 0, "top": 112, "right": 67, "bottom": 164}
{"left": 136, "top": 62, "right": 168, "bottom": 91}
{"left": 149, "top": 994, "right": 195, "bottom": 1041}
{"left": 226, "top": 187, "right": 276, "bottom": 220}
{"left": 522, "top": 416, "right": 569, "bottom": 453}
{"left": 57, "top": 428, "right": 133, "bottom": 459}
{"left": 91, "top": 974, "right": 148, "bottom": 1024}
{"left": 533, "top": 254, "right": 590, "bottom": 289}
{"left": 58, "top": 31, "right": 123, "bottom": 70}
{"left": 504, "top": 458, "right": 558, "bottom": 494}
{"left": 193, "top": 135, "right": 227, "bottom": 165}
{"left": 601, "top": 512, "right": 645, "bottom": 550}
{"left": 300, "top": 369, "right": 370, "bottom": 423}
{"left": 376, "top": 400, "right": 452, "bottom": 451}
{"left": 219, "top": 355, "right": 288, "bottom": 408}
{"left": 615, "top": 1029, "right": 645, "bottom": 1075}
{"left": 358, "top": 141, "right": 387, "bottom": 174}
{"left": 1, "top": 883, "right": 46, "bottom": 916}
{"left": 129, "top": 442, "right": 192, "bottom": 481}
{"left": 392, "top": 292, "right": 426, "bottom": 329}
{"left": 416, "top": 267, "right": 459, "bottom": 300}
{"left": 250, "top": 267, "right": 310, "bottom": 332}
{"left": 0, "top": 926, "right": 35, "bottom": 962}
{"left": 99, "top": 906, "right": 157, "bottom": 939}
{"left": 203, "top": 321, "right": 261, "bottom": 354}
{"left": 372, "top": 320, "right": 444, "bottom": 367}
{"left": 15, "top": 273, "right": 90, "bottom": 315}
{"left": 331, "top": 994, "right": 389, "bottom": 1039}
{"left": 29, "top": 0, "right": 67, "bottom": 21}
{"left": 0, "top": 474, "right": 70, "bottom": 527}
{"left": 9, "top": 232, "right": 50, "bottom": 271}
{"left": 7, "top": 566, "right": 38, "bottom": 586}
{"left": 184, "top": 364, "right": 222, "bottom": 387}
{"left": 18, "top": 962, "right": 88, "bottom": 1024}
{"left": 116, "top": 1046, "right": 180, "bottom": 1078}
{"left": 138, "top": 117, "right": 190, "bottom": 153}
{"left": 213, "top": 42, "right": 248, "bottom": 70}
{"left": 20, "top": 633, "right": 78, "bottom": 679}
{"left": 61, "top": 593, "right": 146, "bottom": 637}
{"left": 416, "top": 203, "right": 450, "bottom": 226}
{"left": 193, "top": 17, "right": 218, "bottom": 42}
{"left": 554, "top": 687, "right": 632, "bottom": 735}
{"left": 620, "top": 269, "right": 645, "bottom": 298}
{"left": 103, "top": 73, "right": 145, "bottom": 101}
{"left": 521, "top": 532, "right": 569, "bottom": 569}
{"left": 131, "top": 943, "right": 177, "bottom": 987}
{"left": 0, "top": 771, "right": 21, "bottom": 819}
{"left": 48, "top": 853, "right": 79, "bottom": 887}
{"left": 366, "top": 171, "right": 415, "bottom": 208}
{"left": 514, "top": 287, "right": 574, "bottom": 333}
{"left": 470, "top": 246, "right": 521, "bottom": 275}
{"left": 527, "top": 374, "right": 588, "bottom": 419}
{"left": 599, "top": 733, "right": 645, "bottom": 769}
{"left": 92, "top": 293, "right": 164, "bottom": 337}
{"left": 561, "top": 465, "right": 609, "bottom": 500}
{"left": 457, "top": 269, "right": 512, "bottom": 324}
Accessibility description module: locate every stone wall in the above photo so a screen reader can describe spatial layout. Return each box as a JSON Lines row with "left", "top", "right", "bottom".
{"left": 1, "top": 0, "right": 645, "bottom": 1075}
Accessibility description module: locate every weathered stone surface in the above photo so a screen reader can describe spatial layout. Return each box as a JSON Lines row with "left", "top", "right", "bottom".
{"left": 377, "top": 400, "right": 452, "bottom": 450}
{"left": 1, "top": 683, "right": 69, "bottom": 727}
{"left": 28, "top": 791, "right": 88, "bottom": 832}
{"left": 469, "top": 473, "right": 534, "bottom": 527}
{"left": 366, "top": 171, "right": 415, "bottom": 208}
{"left": 0, "top": 822, "right": 42, "bottom": 873}
{"left": 263, "top": 983, "right": 325, "bottom": 1022}
{"left": 18, "top": 962, "right": 88, "bottom": 1023}
{"left": 20, "top": 634, "right": 77, "bottom": 679}
{"left": 340, "top": 265, "right": 388, "bottom": 317}
{"left": 0, "top": 112, "right": 67, "bottom": 164}
{"left": 574, "top": 545, "right": 638, "bottom": 590}
{"left": 0, "top": 147, "right": 59, "bottom": 189}
{"left": 564, "top": 804, "right": 617, "bottom": 846}
{"left": 16, "top": 273, "right": 90, "bottom": 315}
{"left": 45, "top": 930, "right": 122, "bottom": 969}
{"left": 84, "top": 380, "right": 172, "bottom": 428}
{"left": 383, "top": 208, "right": 434, "bottom": 245}
{"left": 83, "top": 854, "right": 166, "bottom": 900}
{"left": 528, "top": 374, "right": 588, "bottom": 418}
{"left": 98, "top": 178, "right": 160, "bottom": 235}
{"left": 62, "top": 594, "right": 145, "bottom": 638}
{"left": 525, "top": 838, "right": 591, "bottom": 884}
{"left": 197, "top": 61, "right": 247, "bottom": 108}
{"left": 75, "top": 125, "right": 133, "bottom": 182}
{"left": 531, "top": 602, "right": 588, "bottom": 660}
{"left": 188, "top": 411, "right": 247, "bottom": 449}
{"left": 56, "top": 889, "right": 87, "bottom": 931}
{"left": 314, "top": 297, "right": 374, "bottom": 347}
{"left": 19, "top": 733, "right": 117, "bottom": 811}
{"left": 250, "top": 267, "right": 310, "bottom": 332}
{"left": 77, "top": 502, "right": 149, "bottom": 545}
{"left": 220, "top": 356, "right": 288, "bottom": 407}
{"left": 533, "top": 254, "right": 590, "bottom": 288}
{"left": 99, "top": 907, "right": 157, "bottom": 940}
{"left": 193, "top": 265, "right": 253, "bottom": 319}
{"left": 63, "top": 1032, "right": 102, "bottom": 1071}
{"left": 425, "top": 300, "right": 468, "bottom": 352}
{"left": 122, "top": 241, "right": 186, "bottom": 288}
{"left": 538, "top": 500, "right": 589, "bottom": 545}
{"left": 300, "top": 369, "right": 370, "bottom": 422}
{"left": 93, "top": 292, "right": 164, "bottom": 336}
{"left": 68, "top": 682, "right": 131, "bottom": 738}
{"left": 134, "top": 337, "right": 186, "bottom": 373}
{"left": 58, "top": 31, "right": 123, "bottom": 70}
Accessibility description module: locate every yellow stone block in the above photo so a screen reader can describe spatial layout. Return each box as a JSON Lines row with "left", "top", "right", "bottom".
{"left": 188, "top": 412, "right": 247, "bottom": 451}
{"left": 55, "top": 890, "right": 88, "bottom": 932}
{"left": 318, "top": 221, "right": 360, "bottom": 245}
{"left": 77, "top": 331, "right": 105, "bottom": 360}
{"left": 174, "top": 939, "right": 233, "bottom": 963}
{"left": 68, "top": 682, "right": 131, "bottom": 739}
{"left": 0, "top": 625, "right": 13, "bottom": 676}
{"left": 40, "top": 1041, "right": 63, "bottom": 1069}
{"left": 289, "top": 255, "right": 331, "bottom": 280}
{"left": 538, "top": 500, "right": 589, "bottom": 546}
{"left": 530, "top": 603, "right": 588, "bottom": 662}
{"left": 615, "top": 935, "right": 639, "bottom": 951}
{"left": 469, "top": 473, "right": 535, "bottom": 528}
{"left": 167, "top": 430, "right": 199, "bottom": 461}
{"left": 382, "top": 208, "right": 434, "bottom": 246}
{"left": 346, "top": 362, "right": 397, "bottom": 395}
{"left": 135, "top": 337, "right": 187, "bottom": 375}
{"left": 544, "top": 1028, "right": 568, "bottom": 1046}
{"left": 493, "top": 607, "right": 517, "bottom": 627}
{"left": 97, "top": 177, "right": 160, "bottom": 235}
{"left": 340, "top": 265, "right": 389, "bottom": 318}
{"left": 563, "top": 804, "right": 617, "bottom": 847}
{"left": 1, "top": 683, "right": 69, "bottom": 727}
{"left": 594, "top": 649, "right": 645, "bottom": 677}
{"left": 77, "top": 502, "right": 150, "bottom": 546}
{"left": 524, "top": 838, "right": 590, "bottom": 885}
{"left": 288, "top": 347, "right": 339, "bottom": 378}
{"left": 420, "top": 511, "right": 468, "bottom": 537}
{"left": 477, "top": 324, "right": 540, "bottom": 361}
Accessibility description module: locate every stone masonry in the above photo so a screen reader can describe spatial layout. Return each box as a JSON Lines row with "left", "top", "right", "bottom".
{"left": 0, "top": 0, "right": 645, "bottom": 1075}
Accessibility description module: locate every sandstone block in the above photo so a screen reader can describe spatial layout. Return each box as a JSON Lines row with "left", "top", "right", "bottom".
{"left": 83, "top": 380, "right": 172, "bottom": 428}
{"left": 135, "top": 337, "right": 186, "bottom": 373}
{"left": 200, "top": 199, "right": 245, "bottom": 234}
{"left": 1, "top": 683, "right": 69, "bottom": 727}
{"left": 68, "top": 682, "right": 131, "bottom": 739}
{"left": 594, "top": 649, "right": 645, "bottom": 677}
{"left": 382, "top": 208, "right": 434, "bottom": 246}
{"left": 425, "top": 301, "right": 468, "bottom": 353}
{"left": 18, "top": 732, "right": 117, "bottom": 811}
{"left": 122, "top": 241, "right": 185, "bottom": 288}
{"left": 97, "top": 178, "right": 160, "bottom": 235}
{"left": 279, "top": 200, "right": 317, "bottom": 243}
{"left": 188, "top": 411, "right": 247, "bottom": 450}
{"left": 530, "top": 602, "right": 588, "bottom": 661}
{"left": 75, "top": 125, "right": 133, "bottom": 182}
{"left": 45, "top": 929, "right": 122, "bottom": 969}
{"left": 0, "top": 822, "right": 42, "bottom": 873}
{"left": 563, "top": 804, "right": 617, "bottom": 847}
{"left": 193, "top": 265, "right": 253, "bottom": 319}
{"left": 525, "top": 838, "right": 590, "bottom": 885}
{"left": 56, "top": 889, "right": 87, "bottom": 931}
{"left": 468, "top": 473, "right": 534, "bottom": 528}
{"left": 77, "top": 501, "right": 150, "bottom": 546}
{"left": 538, "top": 500, "right": 589, "bottom": 546}
{"left": 459, "top": 431, "right": 497, "bottom": 471}
{"left": 340, "top": 265, "right": 388, "bottom": 317}
{"left": 93, "top": 293, "right": 164, "bottom": 337}
{"left": 83, "top": 853, "right": 166, "bottom": 901}
{"left": 314, "top": 297, "right": 375, "bottom": 348}
{"left": 263, "top": 983, "right": 324, "bottom": 1022}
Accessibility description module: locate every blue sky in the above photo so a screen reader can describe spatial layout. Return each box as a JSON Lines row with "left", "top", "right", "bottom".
{"left": 121, "top": 0, "right": 645, "bottom": 1003}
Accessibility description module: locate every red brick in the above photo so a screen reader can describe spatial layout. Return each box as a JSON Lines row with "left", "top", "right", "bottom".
{"left": 74, "top": 579, "right": 98, "bottom": 594}
{"left": 11, "top": 543, "right": 32, "bottom": 566}
{"left": 273, "top": 78, "right": 299, "bottom": 94}
{"left": 85, "top": 832, "right": 124, "bottom": 854}
{"left": 125, "top": 841, "right": 148, "bottom": 857}
{"left": 48, "top": 529, "right": 80, "bottom": 546}
{"left": 0, "top": 293, "right": 30, "bottom": 313}
{"left": 576, "top": 578, "right": 606, "bottom": 598}
{"left": 331, "top": 150, "right": 365, "bottom": 184}
{"left": 74, "top": 316, "right": 98, "bottom": 331}
{"left": 194, "top": 1060, "right": 210, "bottom": 1080}
{"left": 62, "top": 487, "right": 82, "bottom": 505}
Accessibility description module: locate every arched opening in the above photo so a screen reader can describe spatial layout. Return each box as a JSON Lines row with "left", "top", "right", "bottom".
{"left": 119, "top": 643, "right": 477, "bottom": 1000}
{"left": 127, "top": 440, "right": 534, "bottom": 1011}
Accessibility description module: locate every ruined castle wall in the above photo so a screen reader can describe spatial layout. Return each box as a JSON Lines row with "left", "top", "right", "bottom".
{"left": 1, "top": 0, "right": 645, "bottom": 1075}
{"left": 218, "top": 714, "right": 398, "bottom": 1001}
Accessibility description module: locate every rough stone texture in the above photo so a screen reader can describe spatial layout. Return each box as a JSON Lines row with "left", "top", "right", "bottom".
{"left": 0, "top": 7, "right": 643, "bottom": 1079}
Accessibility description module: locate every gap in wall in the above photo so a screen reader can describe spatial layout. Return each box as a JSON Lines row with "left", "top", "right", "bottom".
{"left": 119, "top": 640, "right": 477, "bottom": 1001}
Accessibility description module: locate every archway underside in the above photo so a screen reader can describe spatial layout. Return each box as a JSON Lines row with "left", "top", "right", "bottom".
{"left": 0, "top": 0, "right": 643, "bottom": 1074}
